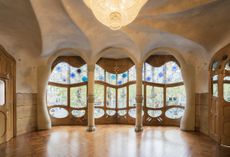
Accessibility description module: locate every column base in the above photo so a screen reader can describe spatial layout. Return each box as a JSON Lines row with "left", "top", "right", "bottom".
{"left": 135, "top": 125, "right": 143, "bottom": 132}
{"left": 87, "top": 126, "right": 96, "bottom": 132}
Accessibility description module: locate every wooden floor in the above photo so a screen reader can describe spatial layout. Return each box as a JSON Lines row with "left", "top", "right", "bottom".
{"left": 0, "top": 125, "right": 230, "bottom": 157}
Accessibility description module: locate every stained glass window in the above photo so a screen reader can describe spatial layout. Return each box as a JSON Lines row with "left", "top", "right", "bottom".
{"left": 95, "top": 64, "right": 136, "bottom": 120}
{"left": 106, "top": 87, "right": 116, "bottom": 108}
{"left": 47, "top": 60, "right": 88, "bottom": 122}
{"left": 144, "top": 62, "right": 182, "bottom": 84}
{"left": 129, "top": 66, "right": 136, "bottom": 81}
{"left": 224, "top": 76, "right": 230, "bottom": 102}
{"left": 129, "top": 84, "right": 136, "bottom": 107}
{"left": 143, "top": 59, "right": 186, "bottom": 124}
{"left": 106, "top": 72, "right": 117, "bottom": 85}
{"left": 95, "top": 84, "right": 104, "bottom": 107}
{"left": 166, "top": 86, "right": 186, "bottom": 106}
{"left": 95, "top": 65, "right": 105, "bottom": 81}
{"left": 0, "top": 80, "right": 5, "bottom": 106}
{"left": 146, "top": 86, "right": 163, "bottom": 108}
{"left": 49, "top": 63, "right": 88, "bottom": 84}
{"left": 47, "top": 86, "right": 68, "bottom": 106}
{"left": 117, "top": 72, "right": 128, "bottom": 85}
{"left": 70, "top": 86, "right": 87, "bottom": 108}
{"left": 118, "top": 87, "right": 127, "bottom": 109}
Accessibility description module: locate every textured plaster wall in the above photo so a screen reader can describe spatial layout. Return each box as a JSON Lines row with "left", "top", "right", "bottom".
{"left": 0, "top": 0, "right": 229, "bottom": 134}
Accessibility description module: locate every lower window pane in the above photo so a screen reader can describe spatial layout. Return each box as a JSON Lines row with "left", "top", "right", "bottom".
{"left": 95, "top": 84, "right": 104, "bottom": 107}
{"left": 118, "top": 87, "right": 127, "bottom": 109}
{"left": 146, "top": 86, "right": 163, "bottom": 108}
{"left": 129, "top": 84, "right": 136, "bottom": 107}
{"left": 165, "top": 108, "right": 184, "bottom": 119}
{"left": 49, "top": 107, "right": 68, "bottom": 118}
{"left": 47, "top": 85, "right": 67, "bottom": 106}
{"left": 106, "top": 87, "right": 116, "bottom": 108}
{"left": 72, "top": 110, "right": 85, "bottom": 117}
{"left": 94, "top": 108, "right": 105, "bottom": 118}
{"left": 70, "top": 86, "right": 87, "bottom": 108}
{"left": 166, "top": 86, "right": 186, "bottom": 106}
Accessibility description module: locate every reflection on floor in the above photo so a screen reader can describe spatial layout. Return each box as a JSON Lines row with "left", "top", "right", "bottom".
{"left": 0, "top": 125, "right": 230, "bottom": 157}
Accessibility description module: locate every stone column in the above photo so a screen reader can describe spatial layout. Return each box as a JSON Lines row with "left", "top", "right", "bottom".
{"left": 87, "top": 64, "right": 96, "bottom": 131}
{"left": 37, "top": 65, "right": 51, "bottom": 130}
{"left": 135, "top": 64, "right": 143, "bottom": 132}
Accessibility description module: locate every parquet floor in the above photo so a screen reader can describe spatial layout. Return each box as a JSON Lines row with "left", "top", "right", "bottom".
{"left": 0, "top": 125, "right": 230, "bottom": 157}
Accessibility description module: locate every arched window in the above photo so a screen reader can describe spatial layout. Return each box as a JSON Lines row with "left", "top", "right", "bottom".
{"left": 47, "top": 56, "right": 88, "bottom": 125}
{"left": 94, "top": 58, "right": 136, "bottom": 124}
{"left": 143, "top": 55, "right": 186, "bottom": 126}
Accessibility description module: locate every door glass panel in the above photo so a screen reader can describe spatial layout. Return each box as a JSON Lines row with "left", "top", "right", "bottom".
{"left": 0, "top": 80, "right": 5, "bottom": 106}
{"left": 106, "top": 87, "right": 116, "bottom": 108}
{"left": 225, "top": 61, "right": 230, "bottom": 71}
{"left": 70, "top": 85, "right": 87, "bottom": 108}
{"left": 212, "top": 75, "right": 218, "bottom": 97}
{"left": 47, "top": 85, "right": 67, "bottom": 106}
{"left": 118, "top": 87, "right": 127, "bottom": 109}
{"left": 166, "top": 85, "right": 186, "bottom": 106}
{"left": 146, "top": 86, "right": 163, "bottom": 108}
{"left": 95, "top": 84, "right": 104, "bottom": 107}
{"left": 224, "top": 76, "right": 230, "bottom": 102}
{"left": 129, "top": 84, "right": 136, "bottom": 107}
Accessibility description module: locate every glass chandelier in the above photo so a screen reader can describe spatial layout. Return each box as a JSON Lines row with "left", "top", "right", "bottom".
{"left": 84, "top": 0, "right": 148, "bottom": 30}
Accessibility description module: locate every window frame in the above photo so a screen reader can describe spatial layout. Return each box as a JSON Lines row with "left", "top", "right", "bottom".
{"left": 0, "top": 79, "right": 6, "bottom": 106}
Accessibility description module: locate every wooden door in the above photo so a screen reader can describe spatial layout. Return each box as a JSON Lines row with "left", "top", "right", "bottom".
{"left": 209, "top": 97, "right": 220, "bottom": 142}
{"left": 0, "top": 46, "right": 15, "bottom": 144}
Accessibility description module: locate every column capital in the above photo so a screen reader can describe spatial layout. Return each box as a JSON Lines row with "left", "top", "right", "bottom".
{"left": 87, "top": 95, "right": 95, "bottom": 103}
{"left": 87, "top": 64, "right": 95, "bottom": 72}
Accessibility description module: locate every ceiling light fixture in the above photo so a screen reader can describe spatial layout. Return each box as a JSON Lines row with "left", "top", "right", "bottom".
{"left": 84, "top": 0, "right": 148, "bottom": 30}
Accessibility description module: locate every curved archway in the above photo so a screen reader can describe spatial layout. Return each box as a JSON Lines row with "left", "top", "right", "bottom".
{"left": 142, "top": 47, "right": 196, "bottom": 130}
{"left": 92, "top": 47, "right": 137, "bottom": 124}
{"left": 37, "top": 48, "right": 89, "bottom": 130}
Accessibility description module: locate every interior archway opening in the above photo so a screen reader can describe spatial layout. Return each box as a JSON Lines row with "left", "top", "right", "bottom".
{"left": 143, "top": 54, "right": 186, "bottom": 126}
{"left": 46, "top": 56, "right": 88, "bottom": 126}
{"left": 94, "top": 56, "right": 137, "bottom": 124}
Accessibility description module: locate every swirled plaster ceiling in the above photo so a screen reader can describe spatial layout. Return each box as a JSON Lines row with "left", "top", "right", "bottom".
{"left": 0, "top": 0, "right": 230, "bottom": 63}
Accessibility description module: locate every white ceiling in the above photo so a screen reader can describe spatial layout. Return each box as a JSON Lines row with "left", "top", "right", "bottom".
{"left": 0, "top": 0, "right": 229, "bottom": 64}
